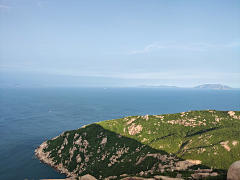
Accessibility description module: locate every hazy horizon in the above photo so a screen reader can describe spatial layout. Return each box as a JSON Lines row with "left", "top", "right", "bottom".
{"left": 1, "top": 83, "right": 239, "bottom": 89}
{"left": 1, "top": 0, "right": 240, "bottom": 88}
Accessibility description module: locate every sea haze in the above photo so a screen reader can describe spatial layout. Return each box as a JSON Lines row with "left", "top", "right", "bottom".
{"left": 0, "top": 87, "right": 239, "bottom": 179}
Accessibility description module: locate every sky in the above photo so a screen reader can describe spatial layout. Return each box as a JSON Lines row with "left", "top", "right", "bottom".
{"left": 0, "top": 0, "right": 240, "bottom": 87}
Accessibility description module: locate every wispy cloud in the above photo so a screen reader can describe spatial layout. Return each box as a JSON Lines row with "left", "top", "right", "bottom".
{"left": 0, "top": 4, "right": 11, "bottom": 10}
{"left": 126, "top": 44, "right": 168, "bottom": 54}
{"left": 125, "top": 41, "right": 240, "bottom": 54}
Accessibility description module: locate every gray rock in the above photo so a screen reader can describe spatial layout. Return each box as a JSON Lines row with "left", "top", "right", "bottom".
{"left": 154, "top": 175, "right": 184, "bottom": 180}
{"left": 191, "top": 173, "right": 201, "bottom": 180}
{"left": 227, "top": 161, "right": 240, "bottom": 180}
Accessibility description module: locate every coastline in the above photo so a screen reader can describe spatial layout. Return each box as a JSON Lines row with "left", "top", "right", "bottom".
{"left": 34, "top": 110, "right": 240, "bottom": 179}
{"left": 35, "top": 141, "right": 78, "bottom": 179}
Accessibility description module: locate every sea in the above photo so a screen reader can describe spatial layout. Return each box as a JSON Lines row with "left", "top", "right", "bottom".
{"left": 0, "top": 87, "right": 240, "bottom": 180}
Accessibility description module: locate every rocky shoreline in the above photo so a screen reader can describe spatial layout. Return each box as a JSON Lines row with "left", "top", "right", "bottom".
{"left": 35, "top": 141, "right": 78, "bottom": 179}
{"left": 35, "top": 140, "right": 218, "bottom": 180}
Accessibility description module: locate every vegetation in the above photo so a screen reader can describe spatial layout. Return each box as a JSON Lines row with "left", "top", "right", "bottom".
{"left": 41, "top": 110, "right": 240, "bottom": 179}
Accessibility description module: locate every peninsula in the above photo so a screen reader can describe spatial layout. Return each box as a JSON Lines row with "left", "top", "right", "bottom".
{"left": 35, "top": 110, "right": 240, "bottom": 179}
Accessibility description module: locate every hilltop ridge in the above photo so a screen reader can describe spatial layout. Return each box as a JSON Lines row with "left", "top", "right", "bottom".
{"left": 35, "top": 110, "right": 240, "bottom": 179}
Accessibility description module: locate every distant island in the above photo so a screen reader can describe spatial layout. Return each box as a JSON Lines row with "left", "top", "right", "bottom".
{"left": 138, "top": 85, "right": 179, "bottom": 88}
{"left": 194, "top": 84, "right": 233, "bottom": 89}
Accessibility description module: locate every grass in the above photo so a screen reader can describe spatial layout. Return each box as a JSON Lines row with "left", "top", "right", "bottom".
{"left": 42, "top": 110, "right": 240, "bottom": 179}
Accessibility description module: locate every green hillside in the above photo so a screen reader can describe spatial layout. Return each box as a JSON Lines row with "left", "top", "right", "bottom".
{"left": 35, "top": 110, "right": 240, "bottom": 179}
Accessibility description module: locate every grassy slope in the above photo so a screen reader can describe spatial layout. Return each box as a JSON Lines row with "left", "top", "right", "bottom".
{"left": 44, "top": 110, "right": 240, "bottom": 179}
{"left": 99, "top": 110, "right": 240, "bottom": 169}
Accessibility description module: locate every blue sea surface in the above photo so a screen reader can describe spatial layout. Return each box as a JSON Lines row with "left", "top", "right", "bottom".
{"left": 0, "top": 87, "right": 239, "bottom": 180}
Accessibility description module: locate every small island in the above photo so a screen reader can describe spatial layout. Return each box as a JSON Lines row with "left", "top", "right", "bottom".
{"left": 194, "top": 84, "right": 233, "bottom": 89}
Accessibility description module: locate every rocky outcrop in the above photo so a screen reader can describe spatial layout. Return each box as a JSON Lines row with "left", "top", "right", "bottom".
{"left": 126, "top": 118, "right": 136, "bottom": 125}
{"left": 134, "top": 153, "right": 202, "bottom": 174}
{"left": 227, "top": 161, "right": 240, "bottom": 180}
{"left": 76, "top": 154, "right": 82, "bottom": 163}
{"left": 142, "top": 115, "right": 149, "bottom": 121}
{"left": 175, "top": 160, "right": 201, "bottom": 170}
{"left": 232, "top": 141, "right": 238, "bottom": 146}
{"left": 220, "top": 141, "right": 231, "bottom": 151}
{"left": 120, "top": 176, "right": 185, "bottom": 180}
{"left": 154, "top": 176, "right": 183, "bottom": 180}
{"left": 80, "top": 174, "right": 97, "bottom": 180}
{"left": 121, "top": 177, "right": 155, "bottom": 180}
{"left": 191, "top": 171, "right": 218, "bottom": 180}
{"left": 35, "top": 141, "right": 78, "bottom": 179}
{"left": 100, "top": 137, "right": 107, "bottom": 145}
{"left": 228, "top": 111, "right": 236, "bottom": 117}
{"left": 228, "top": 111, "right": 240, "bottom": 119}
{"left": 128, "top": 124, "right": 143, "bottom": 135}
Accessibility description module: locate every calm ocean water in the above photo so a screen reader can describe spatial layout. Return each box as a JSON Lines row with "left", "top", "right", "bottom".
{"left": 0, "top": 87, "right": 239, "bottom": 180}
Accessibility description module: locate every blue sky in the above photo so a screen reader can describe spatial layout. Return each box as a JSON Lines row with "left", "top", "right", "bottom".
{"left": 1, "top": 0, "right": 240, "bottom": 87}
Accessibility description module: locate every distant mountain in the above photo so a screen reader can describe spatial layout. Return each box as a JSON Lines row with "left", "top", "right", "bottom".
{"left": 194, "top": 84, "right": 233, "bottom": 89}
{"left": 138, "top": 85, "right": 179, "bottom": 88}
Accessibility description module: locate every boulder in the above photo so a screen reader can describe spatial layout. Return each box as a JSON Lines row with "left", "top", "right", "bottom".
{"left": 210, "top": 172, "right": 218, "bottom": 176}
{"left": 121, "top": 177, "right": 154, "bottom": 180}
{"left": 154, "top": 175, "right": 184, "bottom": 180}
{"left": 227, "top": 161, "right": 240, "bottom": 180}
{"left": 191, "top": 173, "right": 201, "bottom": 180}
{"left": 80, "top": 174, "right": 97, "bottom": 180}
